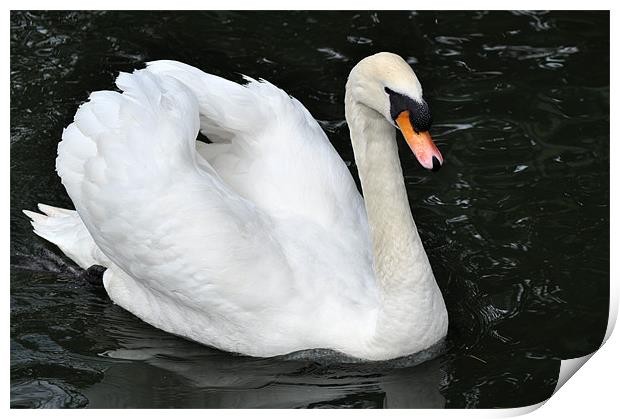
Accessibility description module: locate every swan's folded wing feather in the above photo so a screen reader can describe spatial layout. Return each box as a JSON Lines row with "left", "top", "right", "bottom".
{"left": 145, "top": 60, "right": 369, "bottom": 237}
{"left": 56, "top": 69, "right": 294, "bottom": 314}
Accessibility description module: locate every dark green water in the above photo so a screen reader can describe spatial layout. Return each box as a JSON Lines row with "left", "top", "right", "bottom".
{"left": 10, "top": 11, "right": 609, "bottom": 408}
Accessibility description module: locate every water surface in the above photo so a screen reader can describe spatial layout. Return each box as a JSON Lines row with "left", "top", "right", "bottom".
{"left": 10, "top": 11, "right": 609, "bottom": 408}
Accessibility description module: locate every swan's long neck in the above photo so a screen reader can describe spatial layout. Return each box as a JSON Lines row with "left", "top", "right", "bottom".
{"left": 345, "top": 92, "right": 447, "bottom": 355}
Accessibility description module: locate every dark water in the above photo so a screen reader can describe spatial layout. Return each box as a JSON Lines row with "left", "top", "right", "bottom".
{"left": 10, "top": 11, "right": 609, "bottom": 408}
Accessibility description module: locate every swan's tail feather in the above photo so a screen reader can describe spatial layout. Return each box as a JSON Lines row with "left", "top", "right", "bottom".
{"left": 23, "top": 204, "right": 110, "bottom": 270}
{"left": 37, "top": 203, "right": 75, "bottom": 217}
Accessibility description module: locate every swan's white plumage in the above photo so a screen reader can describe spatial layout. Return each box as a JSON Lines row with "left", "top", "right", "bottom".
{"left": 25, "top": 54, "right": 448, "bottom": 360}
{"left": 145, "top": 61, "right": 367, "bottom": 235}
{"left": 47, "top": 64, "right": 379, "bottom": 357}
{"left": 23, "top": 204, "right": 110, "bottom": 268}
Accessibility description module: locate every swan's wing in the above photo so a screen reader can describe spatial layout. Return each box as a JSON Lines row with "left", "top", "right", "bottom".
{"left": 145, "top": 61, "right": 368, "bottom": 235}
{"left": 56, "top": 69, "right": 295, "bottom": 315}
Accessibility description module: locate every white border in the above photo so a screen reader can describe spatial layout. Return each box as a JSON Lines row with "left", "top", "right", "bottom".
{"left": 4, "top": 2, "right": 616, "bottom": 417}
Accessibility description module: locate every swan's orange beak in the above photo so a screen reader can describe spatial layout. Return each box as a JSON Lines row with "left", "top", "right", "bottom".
{"left": 395, "top": 111, "right": 443, "bottom": 171}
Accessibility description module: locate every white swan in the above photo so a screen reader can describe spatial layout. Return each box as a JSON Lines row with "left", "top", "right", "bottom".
{"left": 24, "top": 52, "right": 448, "bottom": 361}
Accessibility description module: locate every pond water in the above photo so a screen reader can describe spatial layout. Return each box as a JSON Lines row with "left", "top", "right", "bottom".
{"left": 10, "top": 11, "right": 609, "bottom": 408}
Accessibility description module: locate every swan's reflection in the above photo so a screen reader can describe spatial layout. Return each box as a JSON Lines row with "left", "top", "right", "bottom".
{"left": 84, "top": 307, "right": 445, "bottom": 408}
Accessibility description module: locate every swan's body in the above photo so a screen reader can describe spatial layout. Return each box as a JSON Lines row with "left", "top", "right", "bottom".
{"left": 24, "top": 53, "right": 448, "bottom": 361}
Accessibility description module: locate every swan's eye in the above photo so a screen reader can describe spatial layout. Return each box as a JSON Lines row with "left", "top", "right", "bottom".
{"left": 384, "top": 87, "right": 432, "bottom": 132}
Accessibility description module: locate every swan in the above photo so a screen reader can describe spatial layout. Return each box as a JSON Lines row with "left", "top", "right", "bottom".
{"left": 23, "top": 52, "right": 448, "bottom": 361}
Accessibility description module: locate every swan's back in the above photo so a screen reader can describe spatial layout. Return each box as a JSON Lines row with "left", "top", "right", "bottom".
{"left": 146, "top": 61, "right": 367, "bottom": 236}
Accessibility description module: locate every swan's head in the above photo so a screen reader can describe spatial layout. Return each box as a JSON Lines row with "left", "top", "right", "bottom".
{"left": 347, "top": 52, "right": 443, "bottom": 171}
